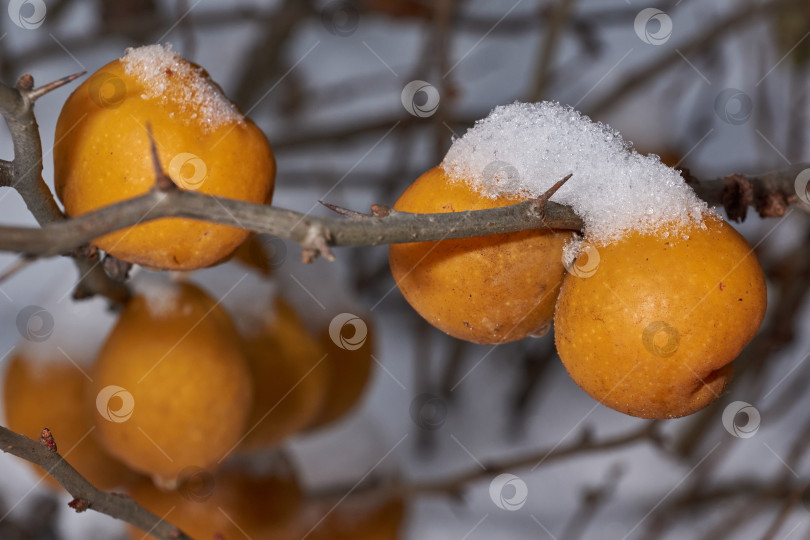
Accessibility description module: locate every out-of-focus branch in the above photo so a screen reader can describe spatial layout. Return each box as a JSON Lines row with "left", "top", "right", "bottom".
{"left": 560, "top": 464, "right": 624, "bottom": 540}
{"left": 313, "top": 422, "right": 663, "bottom": 501}
{"left": 271, "top": 114, "right": 481, "bottom": 150}
{"left": 587, "top": 0, "right": 792, "bottom": 117}
{"left": 529, "top": 0, "right": 577, "bottom": 101}
{"left": 0, "top": 426, "right": 192, "bottom": 540}
{"left": 231, "top": 0, "right": 311, "bottom": 111}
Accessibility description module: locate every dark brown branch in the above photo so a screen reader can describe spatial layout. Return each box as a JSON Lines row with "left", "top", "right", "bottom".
{"left": 0, "top": 426, "right": 192, "bottom": 540}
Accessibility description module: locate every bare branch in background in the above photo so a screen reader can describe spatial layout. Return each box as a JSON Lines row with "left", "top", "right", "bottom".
{"left": 313, "top": 422, "right": 664, "bottom": 501}
{"left": 529, "top": 0, "right": 577, "bottom": 101}
{"left": 587, "top": 0, "right": 792, "bottom": 117}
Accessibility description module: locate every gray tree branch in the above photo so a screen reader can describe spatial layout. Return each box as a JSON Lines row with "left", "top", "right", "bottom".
{"left": 0, "top": 426, "right": 192, "bottom": 540}
{"left": 0, "top": 163, "right": 803, "bottom": 264}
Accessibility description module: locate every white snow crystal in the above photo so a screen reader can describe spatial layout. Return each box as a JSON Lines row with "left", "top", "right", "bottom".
{"left": 561, "top": 233, "right": 582, "bottom": 270}
{"left": 441, "top": 101, "right": 711, "bottom": 244}
{"left": 120, "top": 44, "right": 244, "bottom": 133}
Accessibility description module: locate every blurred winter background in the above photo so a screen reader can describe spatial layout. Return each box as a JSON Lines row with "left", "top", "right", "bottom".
{"left": 0, "top": 0, "right": 809, "bottom": 538}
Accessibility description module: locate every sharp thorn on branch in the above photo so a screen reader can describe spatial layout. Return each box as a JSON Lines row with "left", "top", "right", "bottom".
{"left": 531, "top": 173, "right": 573, "bottom": 219}
{"left": 319, "top": 200, "right": 373, "bottom": 218}
{"left": 145, "top": 122, "right": 176, "bottom": 192}
{"left": 25, "top": 71, "right": 87, "bottom": 102}
{"left": 541, "top": 173, "right": 573, "bottom": 201}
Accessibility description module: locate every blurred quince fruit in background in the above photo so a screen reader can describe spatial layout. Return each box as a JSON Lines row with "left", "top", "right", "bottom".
{"left": 92, "top": 281, "right": 252, "bottom": 488}
{"left": 127, "top": 466, "right": 302, "bottom": 540}
{"left": 3, "top": 353, "right": 136, "bottom": 490}
{"left": 238, "top": 297, "right": 329, "bottom": 451}
{"left": 307, "top": 315, "right": 375, "bottom": 430}
{"left": 303, "top": 496, "right": 407, "bottom": 540}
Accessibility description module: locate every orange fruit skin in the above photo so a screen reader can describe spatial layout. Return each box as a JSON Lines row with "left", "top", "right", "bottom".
{"left": 388, "top": 167, "right": 568, "bottom": 344}
{"left": 554, "top": 215, "right": 767, "bottom": 419}
{"left": 239, "top": 298, "right": 328, "bottom": 451}
{"left": 92, "top": 283, "right": 252, "bottom": 486}
{"left": 308, "top": 323, "right": 374, "bottom": 430}
{"left": 127, "top": 469, "right": 302, "bottom": 540}
{"left": 54, "top": 57, "right": 275, "bottom": 270}
{"left": 3, "top": 354, "right": 136, "bottom": 490}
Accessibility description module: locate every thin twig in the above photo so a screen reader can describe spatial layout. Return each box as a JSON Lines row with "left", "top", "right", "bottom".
{"left": 23, "top": 71, "right": 86, "bottom": 102}
{"left": 0, "top": 426, "right": 192, "bottom": 540}
{"left": 0, "top": 256, "right": 35, "bottom": 283}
